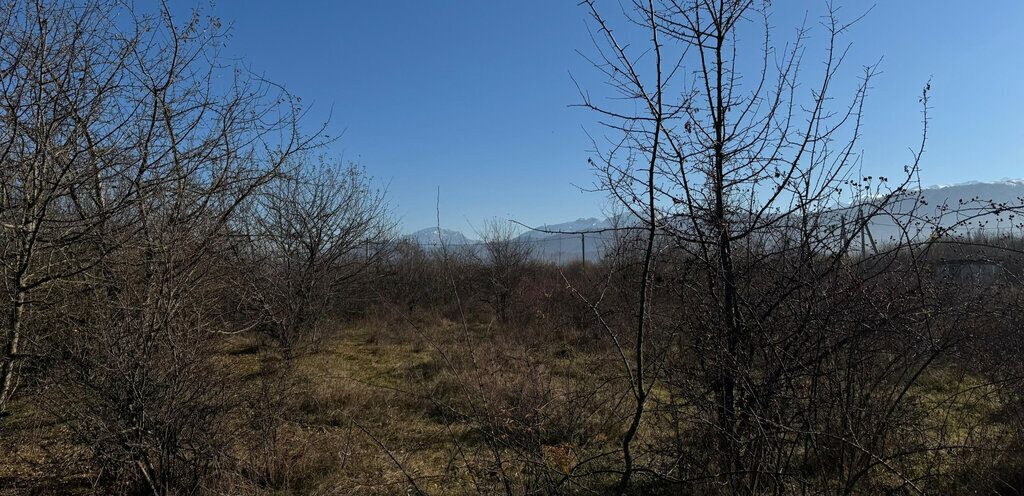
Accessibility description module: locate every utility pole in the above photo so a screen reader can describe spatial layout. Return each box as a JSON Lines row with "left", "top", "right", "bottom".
{"left": 865, "top": 223, "right": 878, "bottom": 254}
{"left": 859, "top": 207, "right": 866, "bottom": 257}
{"left": 840, "top": 215, "right": 847, "bottom": 256}
{"left": 581, "top": 233, "right": 586, "bottom": 265}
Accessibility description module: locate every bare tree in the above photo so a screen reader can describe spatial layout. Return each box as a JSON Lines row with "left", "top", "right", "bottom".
{"left": 0, "top": 0, "right": 323, "bottom": 415}
{"left": 578, "top": 1, "right": 1024, "bottom": 494}
{"left": 16, "top": 0, "right": 329, "bottom": 490}
{"left": 241, "top": 156, "right": 393, "bottom": 348}
{"left": 479, "top": 218, "right": 533, "bottom": 324}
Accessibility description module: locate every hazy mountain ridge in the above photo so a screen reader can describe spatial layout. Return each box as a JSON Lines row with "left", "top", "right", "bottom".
{"left": 516, "top": 217, "right": 614, "bottom": 240}
{"left": 405, "top": 217, "right": 616, "bottom": 262}
{"left": 405, "top": 227, "right": 479, "bottom": 246}
{"left": 853, "top": 180, "right": 1024, "bottom": 243}
{"left": 406, "top": 180, "right": 1024, "bottom": 261}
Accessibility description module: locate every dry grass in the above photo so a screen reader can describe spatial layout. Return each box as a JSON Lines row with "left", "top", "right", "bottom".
{"left": 1, "top": 313, "right": 626, "bottom": 495}
{"left": 2, "top": 316, "right": 1016, "bottom": 495}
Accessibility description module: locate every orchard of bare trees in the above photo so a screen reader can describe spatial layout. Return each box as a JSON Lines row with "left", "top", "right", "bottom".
{"left": 3, "top": 1, "right": 1024, "bottom": 495}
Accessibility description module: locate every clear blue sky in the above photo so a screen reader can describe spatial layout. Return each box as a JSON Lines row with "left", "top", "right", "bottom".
{"left": 201, "top": 1, "right": 1024, "bottom": 234}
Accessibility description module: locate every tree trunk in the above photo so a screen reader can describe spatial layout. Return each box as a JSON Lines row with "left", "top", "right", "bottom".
{"left": 0, "top": 289, "right": 25, "bottom": 413}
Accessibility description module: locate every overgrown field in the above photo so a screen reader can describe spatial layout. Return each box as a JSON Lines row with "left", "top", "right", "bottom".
{"left": 4, "top": 289, "right": 1024, "bottom": 495}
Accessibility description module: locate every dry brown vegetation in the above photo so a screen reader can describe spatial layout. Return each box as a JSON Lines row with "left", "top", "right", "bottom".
{"left": 4, "top": 249, "right": 1024, "bottom": 495}
{"left": 4, "top": 1, "right": 1024, "bottom": 495}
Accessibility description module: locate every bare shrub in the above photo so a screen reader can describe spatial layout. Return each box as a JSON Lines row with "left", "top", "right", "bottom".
{"left": 240, "top": 156, "right": 394, "bottom": 349}
{"left": 46, "top": 277, "right": 236, "bottom": 494}
{"left": 0, "top": 0, "right": 323, "bottom": 492}
{"left": 577, "top": 1, "right": 1024, "bottom": 494}
{"left": 0, "top": 0, "right": 321, "bottom": 414}
{"left": 478, "top": 219, "right": 533, "bottom": 324}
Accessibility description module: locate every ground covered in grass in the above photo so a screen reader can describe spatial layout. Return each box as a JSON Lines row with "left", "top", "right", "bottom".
{"left": 0, "top": 315, "right": 631, "bottom": 495}
{"left": 3, "top": 309, "right": 1022, "bottom": 495}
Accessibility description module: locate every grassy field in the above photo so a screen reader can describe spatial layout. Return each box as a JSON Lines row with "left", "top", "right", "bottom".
{"left": 3, "top": 307, "right": 1021, "bottom": 495}
{"left": 0, "top": 314, "right": 633, "bottom": 495}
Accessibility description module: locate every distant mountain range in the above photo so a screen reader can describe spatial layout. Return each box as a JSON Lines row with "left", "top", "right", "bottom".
{"left": 852, "top": 179, "right": 1024, "bottom": 243}
{"left": 405, "top": 180, "right": 1024, "bottom": 262}
{"left": 405, "top": 227, "right": 478, "bottom": 246}
{"left": 404, "top": 218, "right": 616, "bottom": 262}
